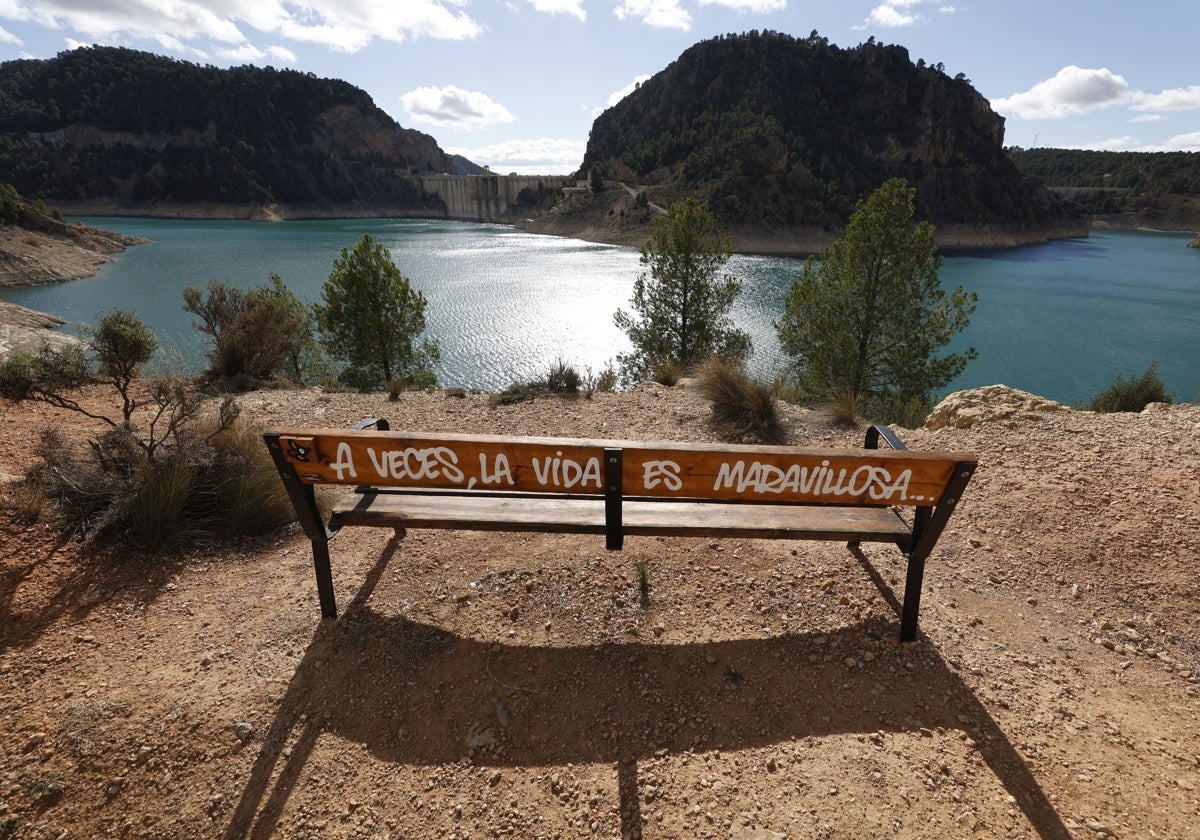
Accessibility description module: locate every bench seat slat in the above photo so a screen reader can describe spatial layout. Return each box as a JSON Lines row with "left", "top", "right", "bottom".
{"left": 331, "top": 493, "right": 913, "bottom": 543}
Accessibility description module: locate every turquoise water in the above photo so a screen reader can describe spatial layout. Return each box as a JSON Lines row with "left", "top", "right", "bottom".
{"left": 2, "top": 218, "right": 1197, "bottom": 404}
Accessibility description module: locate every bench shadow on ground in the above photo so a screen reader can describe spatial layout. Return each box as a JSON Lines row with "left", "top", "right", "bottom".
{"left": 225, "top": 541, "right": 1071, "bottom": 840}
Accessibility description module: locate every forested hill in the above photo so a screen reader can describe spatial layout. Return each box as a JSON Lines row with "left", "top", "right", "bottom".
{"left": 0, "top": 46, "right": 456, "bottom": 211}
{"left": 581, "top": 31, "right": 1079, "bottom": 236}
{"left": 1007, "top": 147, "right": 1200, "bottom": 229}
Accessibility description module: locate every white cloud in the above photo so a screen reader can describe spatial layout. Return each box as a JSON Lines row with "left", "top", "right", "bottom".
{"left": 1070, "top": 136, "right": 1137, "bottom": 151}
{"left": 991, "top": 66, "right": 1130, "bottom": 119}
{"left": 1132, "top": 85, "right": 1200, "bottom": 112}
{"left": 606, "top": 74, "right": 652, "bottom": 108}
{"left": 215, "top": 42, "right": 296, "bottom": 64}
{"left": 1129, "top": 113, "right": 1165, "bottom": 124}
{"left": 401, "top": 85, "right": 516, "bottom": 131}
{"left": 1140, "top": 131, "right": 1200, "bottom": 152}
{"left": 614, "top": 0, "right": 692, "bottom": 31}
{"left": 938, "top": 4, "right": 960, "bottom": 13}
{"left": 857, "top": 0, "right": 927, "bottom": 29}
{"left": 446, "top": 137, "right": 585, "bottom": 175}
{"left": 697, "top": 0, "right": 788, "bottom": 12}
{"left": 0, "top": 24, "right": 21, "bottom": 45}
{"left": 0, "top": 0, "right": 482, "bottom": 54}
{"left": 527, "top": 0, "right": 585, "bottom": 20}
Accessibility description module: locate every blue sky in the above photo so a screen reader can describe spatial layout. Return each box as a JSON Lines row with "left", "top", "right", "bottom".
{"left": 2, "top": 1, "right": 1198, "bottom": 174}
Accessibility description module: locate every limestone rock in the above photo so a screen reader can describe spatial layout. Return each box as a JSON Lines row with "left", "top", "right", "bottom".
{"left": 0, "top": 300, "right": 81, "bottom": 359}
{"left": 924, "top": 385, "right": 1068, "bottom": 430}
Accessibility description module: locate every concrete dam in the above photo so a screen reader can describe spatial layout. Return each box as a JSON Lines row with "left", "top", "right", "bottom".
{"left": 409, "top": 174, "right": 574, "bottom": 223}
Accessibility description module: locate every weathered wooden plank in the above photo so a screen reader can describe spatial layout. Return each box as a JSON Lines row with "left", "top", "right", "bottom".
{"left": 330, "top": 494, "right": 913, "bottom": 543}
{"left": 267, "top": 428, "right": 975, "bottom": 507}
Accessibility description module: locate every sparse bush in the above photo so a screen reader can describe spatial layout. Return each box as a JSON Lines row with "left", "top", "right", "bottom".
{"left": 866, "top": 391, "right": 935, "bottom": 428}
{"left": 489, "top": 383, "right": 535, "bottom": 406}
{"left": 696, "top": 357, "right": 786, "bottom": 443}
{"left": 584, "top": 363, "right": 619, "bottom": 397}
{"left": 651, "top": 357, "right": 684, "bottom": 386}
{"left": 182, "top": 275, "right": 311, "bottom": 387}
{"left": 545, "top": 358, "right": 582, "bottom": 395}
{"left": 822, "top": 388, "right": 860, "bottom": 426}
{"left": 1090, "top": 361, "right": 1174, "bottom": 413}
{"left": 2, "top": 310, "right": 289, "bottom": 550}
{"left": 203, "top": 421, "right": 295, "bottom": 539}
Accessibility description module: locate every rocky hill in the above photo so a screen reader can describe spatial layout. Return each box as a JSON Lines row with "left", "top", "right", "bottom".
{"left": 0, "top": 46, "right": 455, "bottom": 216}
{"left": 0, "top": 188, "right": 146, "bottom": 288}
{"left": 565, "top": 32, "right": 1085, "bottom": 251}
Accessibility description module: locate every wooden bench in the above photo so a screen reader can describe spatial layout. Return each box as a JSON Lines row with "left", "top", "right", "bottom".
{"left": 263, "top": 421, "right": 976, "bottom": 642}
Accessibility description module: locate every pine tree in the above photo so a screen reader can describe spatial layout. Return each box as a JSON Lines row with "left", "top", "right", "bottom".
{"left": 313, "top": 234, "right": 439, "bottom": 390}
{"left": 776, "top": 178, "right": 977, "bottom": 420}
{"left": 614, "top": 198, "right": 751, "bottom": 382}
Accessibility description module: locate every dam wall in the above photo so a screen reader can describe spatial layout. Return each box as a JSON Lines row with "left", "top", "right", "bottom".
{"left": 410, "top": 174, "right": 573, "bottom": 222}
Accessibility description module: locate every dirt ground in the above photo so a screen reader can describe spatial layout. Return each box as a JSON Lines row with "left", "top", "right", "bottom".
{"left": 1, "top": 382, "right": 1198, "bottom": 839}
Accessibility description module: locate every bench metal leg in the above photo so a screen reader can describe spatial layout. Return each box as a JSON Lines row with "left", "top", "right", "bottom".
{"left": 899, "top": 554, "right": 926, "bottom": 643}
{"left": 312, "top": 538, "right": 338, "bottom": 620}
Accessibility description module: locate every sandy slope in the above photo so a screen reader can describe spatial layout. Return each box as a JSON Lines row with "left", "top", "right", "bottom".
{"left": 1, "top": 383, "right": 1198, "bottom": 839}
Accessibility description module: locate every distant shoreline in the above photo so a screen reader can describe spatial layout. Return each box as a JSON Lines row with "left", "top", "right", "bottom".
{"left": 54, "top": 199, "right": 1096, "bottom": 257}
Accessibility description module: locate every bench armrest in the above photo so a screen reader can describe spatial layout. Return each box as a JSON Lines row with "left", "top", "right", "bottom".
{"left": 864, "top": 424, "right": 907, "bottom": 451}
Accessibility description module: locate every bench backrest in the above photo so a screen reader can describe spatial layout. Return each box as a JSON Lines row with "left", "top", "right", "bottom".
{"left": 264, "top": 428, "right": 974, "bottom": 508}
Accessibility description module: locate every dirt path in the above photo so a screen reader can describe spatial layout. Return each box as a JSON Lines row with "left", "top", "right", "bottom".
{"left": 1, "top": 384, "right": 1198, "bottom": 839}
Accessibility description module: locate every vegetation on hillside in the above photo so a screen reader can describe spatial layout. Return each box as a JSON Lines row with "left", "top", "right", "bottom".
{"left": 0, "top": 46, "right": 452, "bottom": 207}
{"left": 582, "top": 31, "right": 1074, "bottom": 233}
{"left": 1008, "top": 148, "right": 1200, "bottom": 217}
{"left": 1089, "top": 361, "right": 1174, "bottom": 413}
{"left": 1008, "top": 148, "right": 1200, "bottom": 194}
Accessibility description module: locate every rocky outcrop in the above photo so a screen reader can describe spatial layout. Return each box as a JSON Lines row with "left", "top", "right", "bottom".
{"left": 924, "top": 385, "right": 1069, "bottom": 430}
{"left": 0, "top": 301, "right": 80, "bottom": 358}
{"left": 579, "top": 32, "right": 1085, "bottom": 245}
{"left": 0, "top": 203, "right": 147, "bottom": 288}
{"left": 1189, "top": 234, "right": 1199, "bottom": 248}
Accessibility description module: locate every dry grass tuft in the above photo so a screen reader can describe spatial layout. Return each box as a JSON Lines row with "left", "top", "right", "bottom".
{"left": 695, "top": 357, "right": 786, "bottom": 444}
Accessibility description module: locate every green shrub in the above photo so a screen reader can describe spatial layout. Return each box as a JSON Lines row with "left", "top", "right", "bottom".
{"left": 545, "top": 358, "right": 582, "bottom": 395}
{"left": 182, "top": 276, "right": 311, "bottom": 385}
{"left": 1090, "top": 361, "right": 1174, "bottom": 413}
{"left": 489, "top": 383, "right": 535, "bottom": 406}
{"left": 696, "top": 357, "right": 786, "bottom": 444}
{"left": 585, "top": 363, "right": 619, "bottom": 397}
{"left": 864, "top": 391, "right": 935, "bottom": 429}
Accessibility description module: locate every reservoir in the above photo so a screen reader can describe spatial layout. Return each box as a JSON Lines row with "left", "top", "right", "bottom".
{"left": 1, "top": 218, "right": 1196, "bottom": 406}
